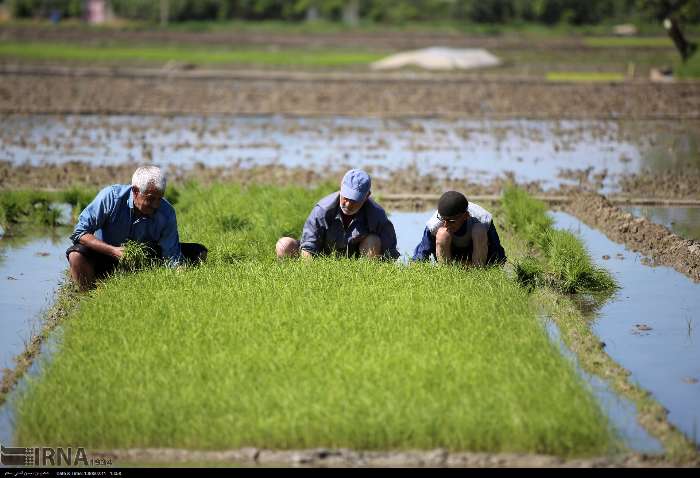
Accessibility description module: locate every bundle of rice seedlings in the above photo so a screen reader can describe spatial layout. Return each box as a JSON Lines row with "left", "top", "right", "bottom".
{"left": 118, "top": 240, "right": 158, "bottom": 272}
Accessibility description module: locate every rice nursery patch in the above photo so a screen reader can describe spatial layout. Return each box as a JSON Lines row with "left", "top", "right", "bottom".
{"left": 502, "top": 186, "right": 616, "bottom": 294}
{"left": 12, "top": 184, "right": 618, "bottom": 456}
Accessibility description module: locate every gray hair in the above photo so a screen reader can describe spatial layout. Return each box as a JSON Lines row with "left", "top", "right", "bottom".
{"left": 131, "top": 166, "right": 166, "bottom": 192}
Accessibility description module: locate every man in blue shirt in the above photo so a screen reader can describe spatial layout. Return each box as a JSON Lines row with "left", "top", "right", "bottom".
{"left": 66, "top": 165, "right": 207, "bottom": 290}
{"left": 413, "top": 191, "right": 506, "bottom": 266}
{"left": 276, "top": 169, "right": 399, "bottom": 260}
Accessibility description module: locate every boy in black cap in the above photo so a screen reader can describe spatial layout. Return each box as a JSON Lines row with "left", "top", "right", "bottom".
{"left": 412, "top": 191, "right": 506, "bottom": 266}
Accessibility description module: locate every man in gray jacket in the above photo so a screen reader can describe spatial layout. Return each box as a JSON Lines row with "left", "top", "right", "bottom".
{"left": 276, "top": 169, "right": 399, "bottom": 260}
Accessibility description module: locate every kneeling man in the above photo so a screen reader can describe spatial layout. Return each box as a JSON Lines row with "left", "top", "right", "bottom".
{"left": 413, "top": 191, "right": 506, "bottom": 266}
{"left": 67, "top": 165, "right": 207, "bottom": 290}
{"left": 276, "top": 169, "right": 399, "bottom": 260}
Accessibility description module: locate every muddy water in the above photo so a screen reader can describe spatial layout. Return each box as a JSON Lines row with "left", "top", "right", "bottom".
{"left": 2, "top": 115, "right": 699, "bottom": 192}
{"left": 551, "top": 212, "right": 700, "bottom": 445}
{"left": 622, "top": 206, "right": 700, "bottom": 241}
{"left": 0, "top": 230, "right": 70, "bottom": 373}
{"left": 388, "top": 211, "right": 663, "bottom": 453}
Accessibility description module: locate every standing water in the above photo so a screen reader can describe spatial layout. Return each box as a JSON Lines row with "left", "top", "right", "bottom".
{"left": 551, "top": 211, "right": 700, "bottom": 446}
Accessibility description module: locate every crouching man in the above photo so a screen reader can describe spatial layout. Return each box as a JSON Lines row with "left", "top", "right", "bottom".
{"left": 413, "top": 191, "right": 506, "bottom": 266}
{"left": 276, "top": 169, "right": 400, "bottom": 260}
{"left": 66, "top": 165, "right": 207, "bottom": 290}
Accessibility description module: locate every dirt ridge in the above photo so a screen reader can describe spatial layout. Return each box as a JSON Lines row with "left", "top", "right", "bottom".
{"left": 94, "top": 447, "right": 699, "bottom": 467}
{"left": 564, "top": 193, "right": 700, "bottom": 282}
{"left": 2, "top": 73, "right": 699, "bottom": 119}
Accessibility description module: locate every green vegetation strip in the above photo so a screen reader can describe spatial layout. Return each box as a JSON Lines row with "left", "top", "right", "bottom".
{"left": 502, "top": 185, "right": 616, "bottom": 294}
{"left": 0, "top": 42, "right": 384, "bottom": 67}
{"left": 583, "top": 37, "right": 675, "bottom": 48}
{"left": 676, "top": 52, "right": 700, "bottom": 79}
{"left": 545, "top": 72, "right": 626, "bottom": 82}
{"left": 0, "top": 188, "right": 96, "bottom": 230}
{"left": 12, "top": 184, "right": 616, "bottom": 456}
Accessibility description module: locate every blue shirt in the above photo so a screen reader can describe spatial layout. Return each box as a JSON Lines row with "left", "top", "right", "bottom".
{"left": 300, "top": 192, "right": 400, "bottom": 259}
{"left": 70, "top": 184, "right": 182, "bottom": 264}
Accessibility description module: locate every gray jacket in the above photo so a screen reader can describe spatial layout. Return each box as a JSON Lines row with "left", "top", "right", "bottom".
{"left": 300, "top": 192, "right": 399, "bottom": 259}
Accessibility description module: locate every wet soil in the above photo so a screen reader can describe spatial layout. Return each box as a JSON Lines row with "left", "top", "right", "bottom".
{"left": 100, "top": 447, "right": 698, "bottom": 467}
{"left": 563, "top": 193, "right": 700, "bottom": 282}
{"left": 622, "top": 206, "right": 700, "bottom": 241}
{"left": 4, "top": 160, "right": 700, "bottom": 207}
{"left": 552, "top": 212, "right": 700, "bottom": 447}
{"left": 1, "top": 71, "right": 699, "bottom": 119}
{"left": 0, "top": 160, "right": 542, "bottom": 198}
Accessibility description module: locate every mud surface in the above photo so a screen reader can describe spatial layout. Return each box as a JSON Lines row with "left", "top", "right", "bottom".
{"left": 2, "top": 111, "right": 700, "bottom": 199}
{"left": 563, "top": 194, "right": 700, "bottom": 282}
{"left": 100, "top": 447, "right": 698, "bottom": 467}
{"left": 1, "top": 71, "right": 699, "bottom": 119}
{"left": 4, "top": 160, "right": 700, "bottom": 208}
{"left": 622, "top": 206, "right": 700, "bottom": 241}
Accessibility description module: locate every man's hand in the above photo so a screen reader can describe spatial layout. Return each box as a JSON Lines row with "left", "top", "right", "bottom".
{"left": 112, "top": 246, "right": 125, "bottom": 260}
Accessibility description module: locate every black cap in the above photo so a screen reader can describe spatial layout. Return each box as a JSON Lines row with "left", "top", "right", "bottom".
{"left": 438, "top": 191, "right": 468, "bottom": 217}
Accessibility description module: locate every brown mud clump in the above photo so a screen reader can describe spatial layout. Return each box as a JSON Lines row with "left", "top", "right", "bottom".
{"left": 564, "top": 193, "right": 700, "bottom": 282}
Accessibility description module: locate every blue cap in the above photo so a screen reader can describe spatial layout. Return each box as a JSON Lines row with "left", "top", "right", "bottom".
{"left": 340, "top": 169, "right": 371, "bottom": 202}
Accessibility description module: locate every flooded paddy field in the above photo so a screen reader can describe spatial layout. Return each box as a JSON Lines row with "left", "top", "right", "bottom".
{"left": 2, "top": 114, "right": 700, "bottom": 198}
{"left": 552, "top": 211, "right": 700, "bottom": 446}
{"left": 0, "top": 186, "right": 698, "bottom": 465}
{"left": 0, "top": 228, "right": 70, "bottom": 374}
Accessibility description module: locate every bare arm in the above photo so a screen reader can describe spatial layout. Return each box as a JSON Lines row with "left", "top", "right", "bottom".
{"left": 470, "top": 223, "right": 488, "bottom": 267}
{"left": 79, "top": 233, "right": 124, "bottom": 260}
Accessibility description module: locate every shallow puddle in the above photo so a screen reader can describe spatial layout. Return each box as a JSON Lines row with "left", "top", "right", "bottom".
{"left": 0, "top": 229, "right": 70, "bottom": 373}
{"left": 551, "top": 211, "right": 700, "bottom": 445}
{"left": 622, "top": 206, "right": 700, "bottom": 241}
{"left": 389, "top": 211, "right": 663, "bottom": 453}
{"left": 2, "top": 115, "right": 699, "bottom": 192}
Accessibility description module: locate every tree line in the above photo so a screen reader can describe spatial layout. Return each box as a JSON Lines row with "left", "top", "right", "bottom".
{"left": 5, "top": 0, "right": 700, "bottom": 26}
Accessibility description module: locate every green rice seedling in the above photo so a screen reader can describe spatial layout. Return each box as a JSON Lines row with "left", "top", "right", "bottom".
{"left": 546, "top": 72, "right": 626, "bottom": 83}
{"left": 513, "top": 256, "right": 546, "bottom": 291}
{"left": 502, "top": 186, "right": 616, "bottom": 294}
{"left": 11, "top": 184, "right": 619, "bottom": 457}
{"left": 60, "top": 187, "right": 99, "bottom": 220}
{"left": 14, "top": 259, "right": 618, "bottom": 456}
{"left": 502, "top": 185, "right": 552, "bottom": 251}
{"left": 0, "top": 190, "right": 64, "bottom": 227}
{"left": 544, "top": 229, "right": 616, "bottom": 294}
{"left": 117, "top": 240, "right": 157, "bottom": 272}
{"left": 164, "top": 184, "right": 180, "bottom": 206}
{"left": 0, "top": 42, "right": 385, "bottom": 68}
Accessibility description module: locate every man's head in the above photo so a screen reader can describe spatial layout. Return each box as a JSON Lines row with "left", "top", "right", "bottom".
{"left": 339, "top": 169, "right": 371, "bottom": 216}
{"left": 131, "top": 166, "right": 166, "bottom": 216}
{"left": 437, "top": 191, "right": 469, "bottom": 233}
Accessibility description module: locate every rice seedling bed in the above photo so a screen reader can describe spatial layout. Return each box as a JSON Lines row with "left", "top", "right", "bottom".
{"left": 11, "top": 184, "right": 617, "bottom": 456}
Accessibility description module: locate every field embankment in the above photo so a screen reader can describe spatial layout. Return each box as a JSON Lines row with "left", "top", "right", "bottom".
{"left": 1, "top": 70, "right": 698, "bottom": 119}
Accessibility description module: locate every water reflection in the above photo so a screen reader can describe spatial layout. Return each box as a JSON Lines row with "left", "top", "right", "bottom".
{"left": 0, "top": 229, "right": 71, "bottom": 373}
{"left": 551, "top": 211, "right": 700, "bottom": 446}
{"left": 2, "top": 115, "right": 699, "bottom": 192}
